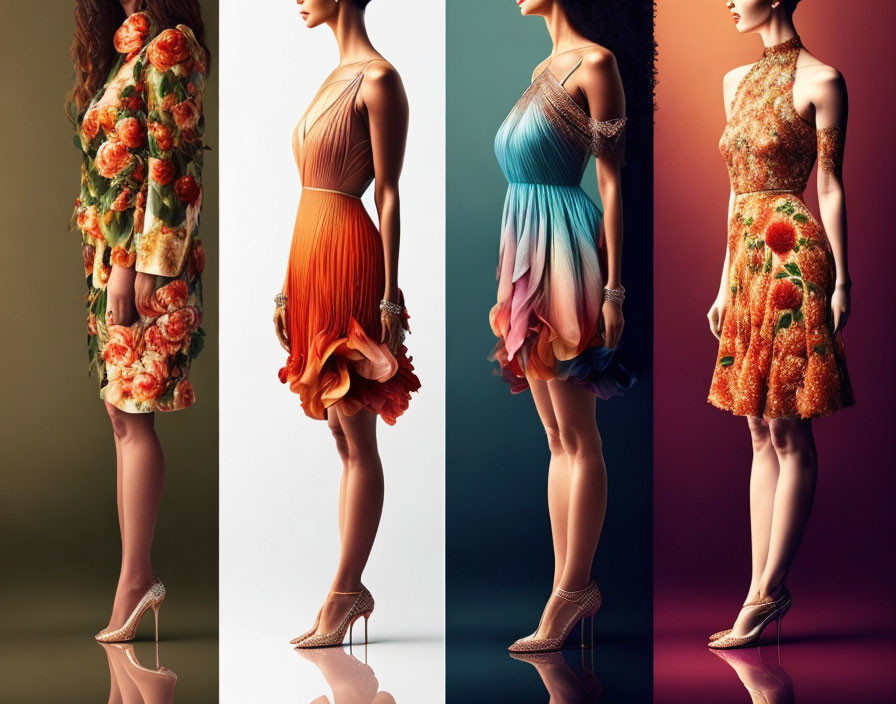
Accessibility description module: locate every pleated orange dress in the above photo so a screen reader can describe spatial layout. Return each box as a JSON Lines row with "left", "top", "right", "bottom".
{"left": 278, "top": 61, "right": 420, "bottom": 424}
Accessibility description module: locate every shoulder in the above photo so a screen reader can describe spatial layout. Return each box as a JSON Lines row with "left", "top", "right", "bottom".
{"left": 723, "top": 63, "right": 754, "bottom": 91}
{"left": 578, "top": 45, "right": 620, "bottom": 82}
{"left": 361, "top": 59, "right": 406, "bottom": 107}
{"left": 798, "top": 61, "right": 846, "bottom": 97}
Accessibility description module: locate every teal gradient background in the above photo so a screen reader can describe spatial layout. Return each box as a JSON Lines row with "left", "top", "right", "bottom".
{"left": 446, "top": 2, "right": 654, "bottom": 701}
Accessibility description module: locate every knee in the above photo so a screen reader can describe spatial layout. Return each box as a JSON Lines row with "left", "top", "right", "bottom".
{"left": 328, "top": 422, "right": 350, "bottom": 462}
{"left": 544, "top": 424, "right": 564, "bottom": 455}
{"left": 769, "top": 421, "right": 815, "bottom": 461}
{"left": 558, "top": 426, "right": 601, "bottom": 459}
{"left": 105, "top": 403, "right": 135, "bottom": 442}
{"left": 747, "top": 416, "right": 771, "bottom": 451}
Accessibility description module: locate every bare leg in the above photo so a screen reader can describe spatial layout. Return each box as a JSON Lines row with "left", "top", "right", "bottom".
{"left": 327, "top": 411, "right": 350, "bottom": 539}
{"left": 731, "top": 418, "right": 817, "bottom": 636}
{"left": 529, "top": 379, "right": 606, "bottom": 641}
{"left": 528, "top": 376, "right": 570, "bottom": 590}
{"left": 315, "top": 406, "right": 383, "bottom": 635}
{"left": 104, "top": 402, "right": 165, "bottom": 632}
{"left": 746, "top": 416, "right": 778, "bottom": 601}
{"left": 761, "top": 419, "right": 817, "bottom": 592}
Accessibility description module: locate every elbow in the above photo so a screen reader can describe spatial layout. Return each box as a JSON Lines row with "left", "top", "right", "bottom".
{"left": 374, "top": 182, "right": 400, "bottom": 212}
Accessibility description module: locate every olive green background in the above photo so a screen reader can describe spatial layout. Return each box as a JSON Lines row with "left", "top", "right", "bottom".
{"left": 0, "top": 2, "right": 218, "bottom": 701}
{"left": 446, "top": 2, "right": 654, "bottom": 702}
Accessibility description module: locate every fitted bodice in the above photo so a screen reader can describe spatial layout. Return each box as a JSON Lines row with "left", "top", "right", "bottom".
{"left": 293, "top": 69, "right": 374, "bottom": 197}
{"left": 719, "top": 36, "right": 820, "bottom": 195}
{"left": 495, "top": 66, "right": 626, "bottom": 187}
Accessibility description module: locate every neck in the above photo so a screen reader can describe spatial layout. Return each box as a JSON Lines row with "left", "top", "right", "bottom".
{"left": 327, "top": 5, "right": 376, "bottom": 64}
{"left": 757, "top": 12, "right": 798, "bottom": 49}
{"left": 542, "top": 4, "right": 590, "bottom": 56}
{"left": 121, "top": 0, "right": 140, "bottom": 17}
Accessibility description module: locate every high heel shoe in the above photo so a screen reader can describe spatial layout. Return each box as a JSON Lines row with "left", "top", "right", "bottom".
{"left": 708, "top": 587, "right": 791, "bottom": 642}
{"left": 95, "top": 576, "right": 166, "bottom": 643}
{"left": 508, "top": 581, "right": 602, "bottom": 653}
{"left": 293, "top": 586, "right": 375, "bottom": 649}
{"left": 708, "top": 587, "right": 791, "bottom": 650}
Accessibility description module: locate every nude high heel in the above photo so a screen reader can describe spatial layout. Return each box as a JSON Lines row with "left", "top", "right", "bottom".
{"left": 95, "top": 576, "right": 166, "bottom": 643}
{"left": 508, "top": 581, "right": 602, "bottom": 653}
{"left": 708, "top": 587, "right": 791, "bottom": 650}
{"left": 293, "top": 586, "right": 375, "bottom": 649}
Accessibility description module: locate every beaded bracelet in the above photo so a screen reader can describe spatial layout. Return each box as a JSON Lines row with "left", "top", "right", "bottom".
{"left": 379, "top": 299, "right": 403, "bottom": 316}
{"left": 274, "top": 292, "right": 288, "bottom": 308}
{"left": 603, "top": 285, "right": 625, "bottom": 306}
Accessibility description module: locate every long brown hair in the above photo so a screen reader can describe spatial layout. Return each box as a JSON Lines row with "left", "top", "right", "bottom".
{"left": 68, "top": 0, "right": 209, "bottom": 118}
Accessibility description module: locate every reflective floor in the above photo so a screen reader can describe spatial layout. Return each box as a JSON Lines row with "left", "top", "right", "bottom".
{"left": 0, "top": 589, "right": 217, "bottom": 702}
{"left": 655, "top": 594, "right": 896, "bottom": 704}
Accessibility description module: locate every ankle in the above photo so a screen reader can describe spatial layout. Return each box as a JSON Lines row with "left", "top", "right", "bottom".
{"left": 118, "top": 569, "right": 154, "bottom": 590}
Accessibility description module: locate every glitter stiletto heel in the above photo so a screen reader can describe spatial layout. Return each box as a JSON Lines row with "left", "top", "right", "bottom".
{"left": 293, "top": 585, "right": 375, "bottom": 649}
{"left": 508, "top": 581, "right": 602, "bottom": 653}
{"left": 708, "top": 587, "right": 791, "bottom": 650}
{"left": 95, "top": 576, "right": 166, "bottom": 643}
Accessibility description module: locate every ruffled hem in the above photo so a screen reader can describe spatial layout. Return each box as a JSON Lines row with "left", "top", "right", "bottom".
{"left": 706, "top": 393, "right": 854, "bottom": 420}
{"left": 279, "top": 317, "right": 420, "bottom": 425}
{"left": 489, "top": 334, "right": 635, "bottom": 398}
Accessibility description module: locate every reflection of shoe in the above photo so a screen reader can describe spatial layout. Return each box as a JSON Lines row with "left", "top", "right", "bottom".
{"left": 708, "top": 588, "right": 791, "bottom": 650}
{"left": 510, "top": 649, "right": 602, "bottom": 702}
{"left": 297, "top": 646, "right": 381, "bottom": 703}
{"left": 99, "top": 642, "right": 177, "bottom": 704}
{"left": 712, "top": 647, "right": 794, "bottom": 704}
{"left": 508, "top": 581, "right": 602, "bottom": 653}
{"left": 95, "top": 576, "right": 166, "bottom": 643}
{"left": 294, "top": 586, "right": 375, "bottom": 649}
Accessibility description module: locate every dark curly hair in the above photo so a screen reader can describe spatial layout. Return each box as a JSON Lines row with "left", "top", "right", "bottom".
{"left": 558, "top": 0, "right": 657, "bottom": 143}
{"left": 67, "top": 0, "right": 210, "bottom": 117}
{"left": 350, "top": 0, "right": 373, "bottom": 8}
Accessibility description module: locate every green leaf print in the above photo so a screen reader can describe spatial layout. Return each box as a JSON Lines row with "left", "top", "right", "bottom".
{"left": 720, "top": 356, "right": 735, "bottom": 367}
{"left": 784, "top": 262, "right": 802, "bottom": 277}
{"left": 813, "top": 344, "right": 828, "bottom": 356}
{"left": 775, "top": 312, "right": 793, "bottom": 335}
{"left": 775, "top": 271, "right": 789, "bottom": 279}
{"left": 793, "top": 213, "right": 808, "bottom": 224}
{"left": 792, "top": 309, "right": 804, "bottom": 323}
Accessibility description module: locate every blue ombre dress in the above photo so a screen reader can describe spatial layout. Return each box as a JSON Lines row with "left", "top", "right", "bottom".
{"left": 489, "top": 56, "right": 635, "bottom": 397}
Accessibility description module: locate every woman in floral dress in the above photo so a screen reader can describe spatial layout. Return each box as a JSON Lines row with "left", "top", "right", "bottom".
{"left": 67, "top": 0, "right": 209, "bottom": 641}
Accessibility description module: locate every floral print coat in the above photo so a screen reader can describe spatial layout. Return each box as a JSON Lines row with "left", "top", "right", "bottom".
{"left": 71, "top": 12, "right": 207, "bottom": 413}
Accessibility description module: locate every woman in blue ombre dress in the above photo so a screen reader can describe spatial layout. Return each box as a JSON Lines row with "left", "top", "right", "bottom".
{"left": 488, "top": 0, "right": 654, "bottom": 654}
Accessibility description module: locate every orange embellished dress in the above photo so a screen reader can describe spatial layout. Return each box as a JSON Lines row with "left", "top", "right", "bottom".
{"left": 278, "top": 61, "right": 421, "bottom": 424}
{"left": 709, "top": 36, "right": 853, "bottom": 419}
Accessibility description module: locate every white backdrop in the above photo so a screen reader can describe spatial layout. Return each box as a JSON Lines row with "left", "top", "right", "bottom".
{"left": 219, "top": 1, "right": 445, "bottom": 701}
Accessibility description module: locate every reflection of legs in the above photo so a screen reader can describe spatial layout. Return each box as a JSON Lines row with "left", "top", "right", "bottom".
{"left": 105, "top": 402, "right": 165, "bottom": 632}
{"left": 529, "top": 378, "right": 569, "bottom": 590}
{"left": 523, "top": 378, "right": 605, "bottom": 641}
{"left": 316, "top": 406, "right": 382, "bottom": 635}
{"left": 102, "top": 643, "right": 124, "bottom": 704}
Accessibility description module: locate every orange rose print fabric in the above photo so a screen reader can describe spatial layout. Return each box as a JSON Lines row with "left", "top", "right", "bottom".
{"left": 710, "top": 36, "right": 853, "bottom": 419}
{"left": 279, "top": 62, "right": 421, "bottom": 424}
{"left": 71, "top": 12, "right": 207, "bottom": 413}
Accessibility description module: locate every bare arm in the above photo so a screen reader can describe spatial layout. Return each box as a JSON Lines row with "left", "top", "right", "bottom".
{"left": 811, "top": 67, "right": 850, "bottom": 332}
{"left": 708, "top": 66, "right": 750, "bottom": 340}
{"left": 364, "top": 62, "right": 409, "bottom": 352}
{"left": 580, "top": 49, "right": 625, "bottom": 348}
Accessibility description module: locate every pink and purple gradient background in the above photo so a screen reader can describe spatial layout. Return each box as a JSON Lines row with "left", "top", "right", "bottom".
{"left": 654, "top": 1, "right": 896, "bottom": 701}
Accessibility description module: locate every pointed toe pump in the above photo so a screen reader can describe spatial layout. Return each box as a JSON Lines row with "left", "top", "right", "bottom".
{"left": 508, "top": 581, "right": 602, "bottom": 654}
{"left": 293, "top": 586, "right": 375, "bottom": 649}
{"left": 708, "top": 588, "right": 791, "bottom": 650}
{"left": 95, "top": 576, "right": 166, "bottom": 644}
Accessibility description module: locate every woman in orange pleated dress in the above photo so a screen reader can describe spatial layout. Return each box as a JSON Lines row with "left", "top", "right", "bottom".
{"left": 272, "top": 0, "right": 420, "bottom": 649}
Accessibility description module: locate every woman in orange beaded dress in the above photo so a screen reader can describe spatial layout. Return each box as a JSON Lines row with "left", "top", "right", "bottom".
{"left": 706, "top": 0, "right": 853, "bottom": 649}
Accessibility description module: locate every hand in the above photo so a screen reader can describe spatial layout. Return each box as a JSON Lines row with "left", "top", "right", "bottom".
{"left": 831, "top": 282, "right": 851, "bottom": 334}
{"left": 707, "top": 291, "right": 729, "bottom": 341}
{"left": 602, "top": 299, "right": 624, "bottom": 350}
{"left": 380, "top": 309, "right": 403, "bottom": 355}
{"left": 273, "top": 306, "right": 290, "bottom": 352}
{"left": 106, "top": 264, "right": 138, "bottom": 326}
{"left": 134, "top": 271, "right": 159, "bottom": 317}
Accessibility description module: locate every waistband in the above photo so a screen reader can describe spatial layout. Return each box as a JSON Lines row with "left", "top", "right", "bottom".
{"left": 734, "top": 188, "right": 803, "bottom": 198}
{"left": 303, "top": 186, "right": 361, "bottom": 199}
